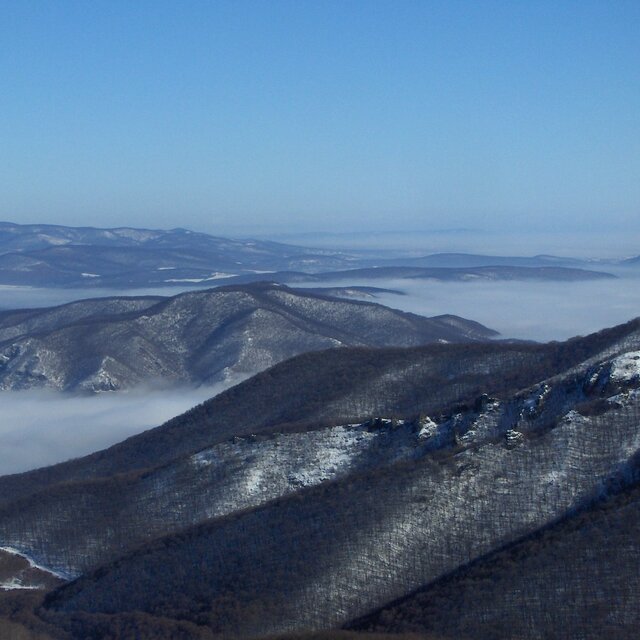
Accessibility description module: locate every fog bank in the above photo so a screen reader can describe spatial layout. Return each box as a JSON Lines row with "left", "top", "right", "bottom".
{"left": 293, "top": 274, "right": 640, "bottom": 342}
{"left": 0, "top": 382, "right": 237, "bottom": 476}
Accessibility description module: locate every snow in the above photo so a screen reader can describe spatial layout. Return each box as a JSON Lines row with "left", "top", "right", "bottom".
{"left": 0, "top": 577, "right": 43, "bottom": 590}
{"left": 610, "top": 351, "right": 640, "bottom": 382}
{"left": 36, "top": 234, "right": 69, "bottom": 246}
{"left": 417, "top": 417, "right": 438, "bottom": 439}
{"left": 164, "top": 272, "right": 236, "bottom": 283}
{"left": 191, "top": 450, "right": 215, "bottom": 467}
{"left": 0, "top": 546, "right": 68, "bottom": 580}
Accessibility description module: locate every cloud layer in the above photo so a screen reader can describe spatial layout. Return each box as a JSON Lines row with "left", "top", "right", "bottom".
{"left": 0, "top": 383, "right": 235, "bottom": 476}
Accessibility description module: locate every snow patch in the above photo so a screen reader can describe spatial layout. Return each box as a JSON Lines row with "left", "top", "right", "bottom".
{"left": 0, "top": 546, "right": 68, "bottom": 580}
{"left": 0, "top": 577, "right": 43, "bottom": 590}
{"left": 191, "top": 450, "right": 215, "bottom": 467}
{"left": 417, "top": 417, "right": 438, "bottom": 439}
{"left": 164, "top": 272, "right": 236, "bottom": 283}
{"left": 610, "top": 351, "right": 640, "bottom": 382}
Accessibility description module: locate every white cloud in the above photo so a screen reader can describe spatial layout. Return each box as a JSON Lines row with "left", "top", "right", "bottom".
{"left": 0, "top": 383, "right": 235, "bottom": 476}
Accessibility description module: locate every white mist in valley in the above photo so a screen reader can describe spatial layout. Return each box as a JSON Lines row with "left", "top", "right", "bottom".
{"left": 0, "top": 382, "right": 237, "bottom": 476}
{"left": 385, "top": 277, "right": 640, "bottom": 341}
{"left": 291, "top": 272, "right": 640, "bottom": 342}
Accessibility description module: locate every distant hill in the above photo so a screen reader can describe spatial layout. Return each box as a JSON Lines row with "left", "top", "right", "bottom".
{"left": 0, "top": 221, "right": 362, "bottom": 288}
{"left": 0, "top": 282, "right": 497, "bottom": 392}
{"left": 382, "top": 251, "right": 590, "bottom": 268}
{"left": 0, "top": 222, "right": 620, "bottom": 288}
{"left": 219, "top": 265, "right": 617, "bottom": 285}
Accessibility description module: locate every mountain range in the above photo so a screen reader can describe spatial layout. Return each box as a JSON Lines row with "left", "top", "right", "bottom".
{"left": 0, "top": 221, "right": 624, "bottom": 288}
{"left": 220, "top": 264, "right": 617, "bottom": 286}
{"left": 0, "top": 316, "right": 639, "bottom": 638}
{"left": 0, "top": 221, "right": 361, "bottom": 288}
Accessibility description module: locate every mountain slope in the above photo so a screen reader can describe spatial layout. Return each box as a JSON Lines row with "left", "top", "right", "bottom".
{"left": 0, "top": 317, "right": 637, "bottom": 508}
{"left": 38, "top": 343, "right": 640, "bottom": 636}
{"left": 0, "top": 318, "right": 639, "bottom": 637}
{"left": 0, "top": 282, "right": 496, "bottom": 392}
{"left": 0, "top": 321, "right": 637, "bottom": 632}
{"left": 349, "top": 479, "right": 640, "bottom": 639}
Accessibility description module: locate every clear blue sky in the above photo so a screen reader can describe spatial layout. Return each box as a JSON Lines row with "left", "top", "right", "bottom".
{"left": 1, "top": 0, "right": 638, "bottom": 236}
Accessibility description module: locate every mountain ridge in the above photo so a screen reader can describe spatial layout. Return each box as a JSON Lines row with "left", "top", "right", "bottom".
{"left": 0, "top": 282, "right": 497, "bottom": 392}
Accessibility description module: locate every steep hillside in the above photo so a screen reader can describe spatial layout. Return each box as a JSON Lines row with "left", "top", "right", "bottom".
{"left": 350, "top": 481, "right": 640, "bottom": 639}
{"left": 0, "top": 282, "right": 496, "bottom": 392}
{"left": 0, "top": 318, "right": 638, "bottom": 507}
{"left": 40, "top": 344, "right": 640, "bottom": 635}
{"left": 0, "top": 320, "right": 636, "bottom": 635}
{"left": 0, "top": 318, "right": 639, "bottom": 637}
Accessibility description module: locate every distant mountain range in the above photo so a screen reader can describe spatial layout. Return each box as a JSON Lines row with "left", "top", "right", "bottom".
{"left": 0, "top": 282, "right": 497, "bottom": 392}
{"left": 0, "top": 221, "right": 624, "bottom": 288}
{"left": 221, "top": 264, "right": 617, "bottom": 285}
{"left": 382, "top": 251, "right": 591, "bottom": 268}
{"left": 0, "top": 317, "right": 639, "bottom": 638}
{"left": 0, "top": 221, "right": 362, "bottom": 287}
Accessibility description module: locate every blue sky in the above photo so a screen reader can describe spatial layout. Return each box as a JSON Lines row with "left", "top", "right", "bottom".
{"left": 1, "top": 0, "right": 638, "bottom": 236}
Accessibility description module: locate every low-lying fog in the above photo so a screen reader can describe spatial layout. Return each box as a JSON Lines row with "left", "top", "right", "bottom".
{"left": 0, "top": 382, "right": 236, "bottom": 476}
{"left": 0, "top": 285, "right": 186, "bottom": 311}
{"left": 2, "top": 270, "right": 640, "bottom": 342}
{"left": 319, "top": 272, "right": 640, "bottom": 343}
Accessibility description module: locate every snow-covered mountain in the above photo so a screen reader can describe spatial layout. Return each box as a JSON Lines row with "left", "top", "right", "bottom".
{"left": 0, "top": 282, "right": 497, "bottom": 392}
{"left": 0, "top": 317, "right": 639, "bottom": 638}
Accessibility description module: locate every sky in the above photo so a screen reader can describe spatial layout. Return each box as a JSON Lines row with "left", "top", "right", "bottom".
{"left": 1, "top": 0, "right": 639, "bottom": 237}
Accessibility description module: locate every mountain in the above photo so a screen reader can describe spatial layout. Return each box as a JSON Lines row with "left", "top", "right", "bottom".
{"left": 381, "top": 252, "right": 592, "bottom": 269}
{"left": 0, "top": 223, "right": 620, "bottom": 289}
{"left": 0, "top": 317, "right": 639, "bottom": 638}
{"left": 0, "top": 221, "right": 362, "bottom": 288}
{"left": 219, "top": 265, "right": 617, "bottom": 285}
{"left": 0, "top": 282, "right": 497, "bottom": 392}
